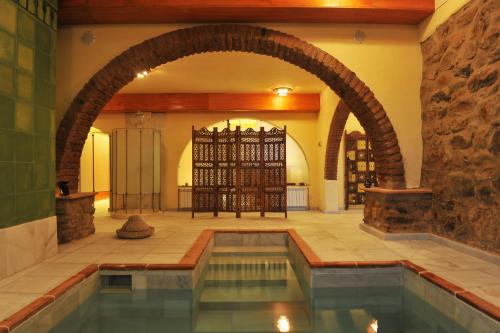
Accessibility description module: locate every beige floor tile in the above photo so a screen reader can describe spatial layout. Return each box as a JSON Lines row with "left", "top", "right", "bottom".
{"left": 0, "top": 292, "right": 43, "bottom": 319}
{"left": 0, "top": 276, "right": 64, "bottom": 294}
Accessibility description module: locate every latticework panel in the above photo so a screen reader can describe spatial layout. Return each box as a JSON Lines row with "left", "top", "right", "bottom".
{"left": 262, "top": 127, "right": 287, "bottom": 214}
{"left": 345, "top": 131, "right": 378, "bottom": 206}
{"left": 192, "top": 127, "right": 217, "bottom": 214}
{"left": 192, "top": 126, "right": 287, "bottom": 217}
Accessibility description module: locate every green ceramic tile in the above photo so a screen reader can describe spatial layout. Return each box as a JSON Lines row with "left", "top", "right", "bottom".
{"left": 17, "top": 10, "right": 35, "bottom": 43}
{"left": 0, "top": 29, "right": 14, "bottom": 63}
{"left": 0, "top": 162, "right": 15, "bottom": 194}
{"left": 48, "top": 157, "right": 55, "bottom": 184}
{"left": 34, "top": 78, "right": 55, "bottom": 108}
{"left": 36, "top": 1, "right": 44, "bottom": 20}
{"left": 47, "top": 0, "right": 58, "bottom": 10}
{"left": 15, "top": 132, "right": 33, "bottom": 162}
{"left": 0, "top": 0, "right": 17, "bottom": 34}
{"left": 49, "top": 137, "right": 55, "bottom": 161}
{"left": 36, "top": 23, "right": 52, "bottom": 54}
{"left": 34, "top": 106, "right": 52, "bottom": 135}
{"left": 35, "top": 50, "right": 50, "bottom": 79}
{"left": 15, "top": 102, "right": 33, "bottom": 133}
{"left": 0, "top": 94, "right": 15, "bottom": 129}
{"left": 15, "top": 192, "right": 37, "bottom": 223}
{"left": 34, "top": 190, "right": 53, "bottom": 218}
{"left": 16, "top": 162, "right": 33, "bottom": 193}
{"left": 27, "top": 0, "right": 36, "bottom": 15}
{"left": 0, "top": 64, "right": 14, "bottom": 94}
{"left": 17, "top": 43, "right": 34, "bottom": 72}
{"left": 0, "top": 129, "right": 14, "bottom": 161}
{"left": 34, "top": 135, "right": 50, "bottom": 161}
{"left": 33, "top": 161, "right": 49, "bottom": 190}
{"left": 0, "top": 195, "right": 15, "bottom": 227}
{"left": 17, "top": 73, "right": 33, "bottom": 100}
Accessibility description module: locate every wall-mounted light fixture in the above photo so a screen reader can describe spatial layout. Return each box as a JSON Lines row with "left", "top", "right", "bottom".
{"left": 273, "top": 86, "right": 293, "bottom": 97}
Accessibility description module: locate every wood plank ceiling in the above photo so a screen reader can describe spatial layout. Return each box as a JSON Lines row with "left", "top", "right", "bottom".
{"left": 59, "top": 0, "right": 435, "bottom": 25}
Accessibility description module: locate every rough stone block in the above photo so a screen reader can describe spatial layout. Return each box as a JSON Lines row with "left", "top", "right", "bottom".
{"left": 56, "top": 193, "right": 96, "bottom": 243}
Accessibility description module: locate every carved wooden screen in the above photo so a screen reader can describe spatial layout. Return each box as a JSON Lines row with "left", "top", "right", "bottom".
{"left": 344, "top": 131, "right": 377, "bottom": 208}
{"left": 216, "top": 127, "right": 237, "bottom": 214}
{"left": 192, "top": 126, "right": 287, "bottom": 218}
{"left": 191, "top": 126, "right": 219, "bottom": 215}
{"left": 262, "top": 127, "right": 287, "bottom": 216}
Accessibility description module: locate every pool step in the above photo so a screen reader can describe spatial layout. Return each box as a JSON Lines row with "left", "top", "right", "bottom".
{"left": 208, "top": 256, "right": 288, "bottom": 270}
{"left": 195, "top": 307, "right": 311, "bottom": 333}
{"left": 199, "top": 283, "right": 305, "bottom": 310}
{"left": 212, "top": 246, "right": 288, "bottom": 256}
{"left": 205, "top": 256, "right": 293, "bottom": 286}
{"left": 204, "top": 278, "right": 288, "bottom": 287}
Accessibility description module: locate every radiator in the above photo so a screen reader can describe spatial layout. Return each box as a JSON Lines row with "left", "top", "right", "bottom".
{"left": 177, "top": 187, "right": 192, "bottom": 211}
{"left": 287, "top": 186, "right": 309, "bottom": 210}
{"left": 177, "top": 186, "right": 309, "bottom": 211}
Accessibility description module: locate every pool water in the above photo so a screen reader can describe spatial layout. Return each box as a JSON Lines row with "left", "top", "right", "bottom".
{"left": 45, "top": 248, "right": 495, "bottom": 333}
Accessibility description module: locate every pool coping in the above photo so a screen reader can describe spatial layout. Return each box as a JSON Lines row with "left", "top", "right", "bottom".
{"left": 0, "top": 228, "right": 498, "bottom": 332}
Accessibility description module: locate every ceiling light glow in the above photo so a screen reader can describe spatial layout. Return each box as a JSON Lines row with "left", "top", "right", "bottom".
{"left": 136, "top": 70, "right": 150, "bottom": 79}
{"left": 273, "top": 86, "right": 293, "bottom": 97}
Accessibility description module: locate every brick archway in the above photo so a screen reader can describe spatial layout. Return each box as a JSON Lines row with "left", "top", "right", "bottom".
{"left": 57, "top": 24, "right": 405, "bottom": 191}
{"left": 324, "top": 101, "right": 352, "bottom": 180}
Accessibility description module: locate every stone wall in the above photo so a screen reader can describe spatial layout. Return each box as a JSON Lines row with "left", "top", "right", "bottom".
{"left": 420, "top": 0, "right": 499, "bottom": 253}
{"left": 364, "top": 188, "right": 433, "bottom": 233}
{"left": 56, "top": 193, "right": 96, "bottom": 243}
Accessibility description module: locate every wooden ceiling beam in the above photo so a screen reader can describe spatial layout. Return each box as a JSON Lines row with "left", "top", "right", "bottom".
{"left": 102, "top": 93, "right": 320, "bottom": 113}
{"left": 59, "top": 0, "right": 435, "bottom": 25}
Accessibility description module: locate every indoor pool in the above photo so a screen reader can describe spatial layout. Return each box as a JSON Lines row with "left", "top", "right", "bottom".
{"left": 27, "top": 246, "right": 494, "bottom": 333}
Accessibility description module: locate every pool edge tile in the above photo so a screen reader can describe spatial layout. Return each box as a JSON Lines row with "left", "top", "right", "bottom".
{"left": 356, "top": 260, "right": 401, "bottom": 268}
{"left": 419, "top": 271, "right": 465, "bottom": 295}
{"left": 400, "top": 260, "right": 427, "bottom": 273}
{"left": 456, "top": 291, "right": 500, "bottom": 321}
{"left": 45, "top": 275, "right": 84, "bottom": 299}
{"left": 146, "top": 263, "right": 194, "bottom": 270}
{"left": 0, "top": 295, "right": 53, "bottom": 331}
{"left": 76, "top": 264, "right": 98, "bottom": 278}
{"left": 99, "top": 263, "right": 147, "bottom": 270}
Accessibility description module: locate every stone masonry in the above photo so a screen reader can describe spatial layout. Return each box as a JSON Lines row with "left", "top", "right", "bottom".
{"left": 56, "top": 193, "right": 96, "bottom": 243}
{"left": 364, "top": 188, "right": 433, "bottom": 233}
{"left": 420, "top": 0, "right": 499, "bottom": 253}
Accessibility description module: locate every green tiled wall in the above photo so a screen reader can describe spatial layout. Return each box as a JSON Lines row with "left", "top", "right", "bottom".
{"left": 0, "top": 0, "right": 57, "bottom": 228}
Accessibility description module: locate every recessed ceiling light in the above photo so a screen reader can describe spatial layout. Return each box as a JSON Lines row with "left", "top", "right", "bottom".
{"left": 273, "top": 86, "right": 293, "bottom": 97}
{"left": 136, "top": 70, "right": 149, "bottom": 79}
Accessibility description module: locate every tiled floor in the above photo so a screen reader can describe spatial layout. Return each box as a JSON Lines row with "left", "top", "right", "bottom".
{"left": 0, "top": 210, "right": 499, "bottom": 322}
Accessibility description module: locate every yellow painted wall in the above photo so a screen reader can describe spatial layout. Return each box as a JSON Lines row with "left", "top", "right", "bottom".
{"left": 419, "top": 0, "right": 472, "bottom": 42}
{"left": 92, "top": 112, "right": 319, "bottom": 210}
{"left": 57, "top": 23, "right": 425, "bottom": 189}
{"left": 80, "top": 127, "right": 110, "bottom": 192}
{"left": 177, "top": 118, "right": 310, "bottom": 187}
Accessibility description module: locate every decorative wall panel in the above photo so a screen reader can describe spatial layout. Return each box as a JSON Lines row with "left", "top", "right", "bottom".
{"left": 345, "top": 131, "right": 377, "bottom": 208}
{"left": 192, "top": 126, "right": 287, "bottom": 218}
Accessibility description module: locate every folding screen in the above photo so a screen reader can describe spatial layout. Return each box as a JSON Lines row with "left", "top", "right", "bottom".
{"left": 192, "top": 126, "right": 287, "bottom": 218}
